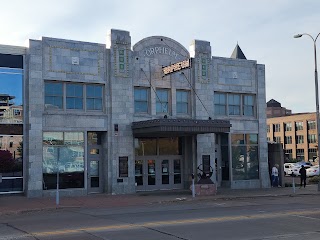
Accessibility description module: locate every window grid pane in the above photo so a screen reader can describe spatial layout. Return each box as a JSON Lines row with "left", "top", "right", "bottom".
{"left": 228, "top": 94, "right": 240, "bottom": 115}
{"left": 86, "top": 85, "right": 102, "bottom": 110}
{"left": 134, "top": 88, "right": 149, "bottom": 113}
{"left": 66, "top": 84, "right": 83, "bottom": 109}
{"left": 176, "top": 90, "right": 189, "bottom": 114}
{"left": 243, "top": 95, "right": 254, "bottom": 116}
{"left": 214, "top": 93, "right": 226, "bottom": 115}
{"left": 45, "top": 83, "right": 63, "bottom": 109}
{"left": 156, "top": 89, "right": 169, "bottom": 113}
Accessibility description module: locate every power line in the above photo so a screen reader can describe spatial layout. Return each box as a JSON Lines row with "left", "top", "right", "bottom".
{"left": 140, "top": 68, "right": 168, "bottom": 114}
{"left": 181, "top": 71, "right": 212, "bottom": 119}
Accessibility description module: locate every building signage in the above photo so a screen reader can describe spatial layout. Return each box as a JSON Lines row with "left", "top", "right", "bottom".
{"left": 162, "top": 59, "right": 191, "bottom": 75}
{"left": 144, "top": 46, "right": 178, "bottom": 59}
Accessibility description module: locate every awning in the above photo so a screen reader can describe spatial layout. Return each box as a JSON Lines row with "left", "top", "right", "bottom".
{"left": 132, "top": 118, "right": 231, "bottom": 137}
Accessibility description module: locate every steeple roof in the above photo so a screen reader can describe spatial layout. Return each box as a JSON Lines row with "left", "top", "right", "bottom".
{"left": 267, "top": 99, "right": 281, "bottom": 107}
{"left": 230, "top": 44, "right": 247, "bottom": 60}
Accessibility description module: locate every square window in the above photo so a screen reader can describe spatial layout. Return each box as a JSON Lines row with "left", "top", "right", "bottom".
{"left": 119, "top": 56, "right": 124, "bottom": 62}
{"left": 201, "top": 58, "right": 206, "bottom": 64}
{"left": 202, "top": 65, "right": 206, "bottom": 70}
{"left": 202, "top": 71, "right": 207, "bottom": 76}
{"left": 119, "top": 49, "right": 124, "bottom": 55}
{"left": 119, "top": 64, "right": 124, "bottom": 70}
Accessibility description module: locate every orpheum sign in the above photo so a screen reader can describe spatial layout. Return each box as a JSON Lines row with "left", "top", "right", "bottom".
{"left": 162, "top": 59, "right": 191, "bottom": 76}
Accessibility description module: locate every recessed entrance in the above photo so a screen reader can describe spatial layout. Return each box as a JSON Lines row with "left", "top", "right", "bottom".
{"left": 87, "top": 132, "right": 103, "bottom": 194}
{"left": 135, "top": 156, "right": 183, "bottom": 191}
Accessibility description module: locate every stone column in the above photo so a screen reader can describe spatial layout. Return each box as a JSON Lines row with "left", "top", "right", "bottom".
{"left": 26, "top": 40, "right": 44, "bottom": 197}
{"left": 106, "top": 29, "right": 135, "bottom": 194}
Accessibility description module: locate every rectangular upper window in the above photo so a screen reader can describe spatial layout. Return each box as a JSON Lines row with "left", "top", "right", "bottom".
{"left": 215, "top": 92, "right": 256, "bottom": 117}
{"left": 176, "top": 90, "right": 189, "bottom": 114}
{"left": 295, "top": 121, "right": 303, "bottom": 131}
{"left": 134, "top": 87, "right": 149, "bottom": 113}
{"left": 242, "top": 95, "right": 254, "bottom": 116}
{"left": 214, "top": 93, "right": 227, "bottom": 116}
{"left": 66, "top": 83, "right": 83, "bottom": 109}
{"left": 308, "top": 134, "right": 317, "bottom": 143}
{"left": 308, "top": 120, "right": 316, "bottom": 130}
{"left": 285, "top": 136, "right": 292, "bottom": 144}
{"left": 45, "top": 81, "right": 104, "bottom": 112}
{"left": 86, "top": 85, "right": 102, "bottom": 110}
{"left": 285, "top": 122, "right": 292, "bottom": 131}
{"left": 296, "top": 135, "right": 304, "bottom": 144}
{"left": 156, "top": 89, "right": 169, "bottom": 114}
{"left": 45, "top": 82, "right": 63, "bottom": 109}
{"left": 274, "top": 124, "right": 280, "bottom": 132}
{"left": 228, "top": 94, "right": 241, "bottom": 115}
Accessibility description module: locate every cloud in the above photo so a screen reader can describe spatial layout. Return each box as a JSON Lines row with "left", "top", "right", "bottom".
{"left": 0, "top": 0, "right": 320, "bottom": 113}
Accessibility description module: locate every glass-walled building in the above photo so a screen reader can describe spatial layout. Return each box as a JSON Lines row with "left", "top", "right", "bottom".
{"left": 0, "top": 29, "right": 269, "bottom": 197}
{"left": 0, "top": 45, "right": 25, "bottom": 194}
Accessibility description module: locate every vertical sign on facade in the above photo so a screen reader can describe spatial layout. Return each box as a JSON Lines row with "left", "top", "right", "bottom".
{"left": 202, "top": 155, "right": 211, "bottom": 175}
{"left": 119, "top": 156, "right": 128, "bottom": 177}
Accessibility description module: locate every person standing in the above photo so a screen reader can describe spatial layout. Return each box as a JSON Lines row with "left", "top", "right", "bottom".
{"left": 271, "top": 164, "right": 279, "bottom": 187}
{"left": 299, "top": 165, "right": 307, "bottom": 188}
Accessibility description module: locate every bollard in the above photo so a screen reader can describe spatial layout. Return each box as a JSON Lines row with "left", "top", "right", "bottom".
{"left": 291, "top": 173, "right": 295, "bottom": 194}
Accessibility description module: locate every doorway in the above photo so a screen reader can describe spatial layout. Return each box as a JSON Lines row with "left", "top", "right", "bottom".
{"left": 135, "top": 156, "right": 183, "bottom": 191}
{"left": 87, "top": 132, "right": 103, "bottom": 194}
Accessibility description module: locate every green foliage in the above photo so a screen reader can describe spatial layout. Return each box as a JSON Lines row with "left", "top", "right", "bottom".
{"left": 309, "top": 176, "right": 320, "bottom": 184}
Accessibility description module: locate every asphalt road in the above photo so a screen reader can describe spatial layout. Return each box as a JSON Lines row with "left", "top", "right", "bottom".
{"left": 1, "top": 195, "right": 320, "bottom": 240}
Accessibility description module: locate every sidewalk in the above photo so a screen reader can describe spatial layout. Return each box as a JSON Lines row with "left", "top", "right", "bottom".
{"left": 1, "top": 184, "right": 319, "bottom": 216}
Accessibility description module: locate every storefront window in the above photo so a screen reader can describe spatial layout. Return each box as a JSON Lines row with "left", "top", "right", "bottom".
{"left": 43, "top": 132, "right": 84, "bottom": 190}
{"left": 135, "top": 138, "right": 157, "bottom": 156}
{"left": 0, "top": 53, "right": 24, "bottom": 193}
{"left": 232, "top": 134, "right": 259, "bottom": 180}
{"left": 135, "top": 137, "right": 182, "bottom": 156}
{"left": 159, "top": 137, "right": 181, "bottom": 155}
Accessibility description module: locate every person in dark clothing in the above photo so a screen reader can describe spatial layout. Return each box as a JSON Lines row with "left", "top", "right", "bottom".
{"left": 299, "top": 165, "right": 307, "bottom": 188}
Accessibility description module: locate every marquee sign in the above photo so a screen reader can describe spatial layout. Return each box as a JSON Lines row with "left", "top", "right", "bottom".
{"left": 162, "top": 59, "right": 191, "bottom": 75}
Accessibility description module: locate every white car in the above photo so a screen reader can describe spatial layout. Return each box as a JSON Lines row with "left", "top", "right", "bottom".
{"left": 306, "top": 165, "right": 319, "bottom": 177}
{"left": 291, "top": 165, "right": 311, "bottom": 177}
{"left": 284, "top": 163, "right": 295, "bottom": 176}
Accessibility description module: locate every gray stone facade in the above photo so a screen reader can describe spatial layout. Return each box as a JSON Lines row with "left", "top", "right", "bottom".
{"left": 1, "top": 29, "right": 269, "bottom": 197}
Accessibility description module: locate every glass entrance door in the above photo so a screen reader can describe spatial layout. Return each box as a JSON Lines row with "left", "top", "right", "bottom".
{"left": 135, "top": 158, "right": 157, "bottom": 191}
{"left": 87, "top": 132, "right": 103, "bottom": 193}
{"left": 135, "top": 156, "right": 183, "bottom": 191}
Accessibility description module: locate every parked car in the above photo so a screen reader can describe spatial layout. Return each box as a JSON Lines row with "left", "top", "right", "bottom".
{"left": 284, "top": 163, "right": 295, "bottom": 176}
{"left": 306, "top": 165, "right": 319, "bottom": 177}
{"left": 291, "top": 165, "right": 311, "bottom": 177}
{"left": 296, "top": 161, "right": 313, "bottom": 166}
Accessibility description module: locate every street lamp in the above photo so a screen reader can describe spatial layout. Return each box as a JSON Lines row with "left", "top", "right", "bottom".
{"left": 294, "top": 33, "right": 320, "bottom": 179}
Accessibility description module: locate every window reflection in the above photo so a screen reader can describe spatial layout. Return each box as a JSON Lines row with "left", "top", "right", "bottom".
{"left": 232, "top": 134, "right": 259, "bottom": 180}
{"left": 42, "top": 132, "right": 84, "bottom": 189}
{"left": 0, "top": 56, "right": 24, "bottom": 193}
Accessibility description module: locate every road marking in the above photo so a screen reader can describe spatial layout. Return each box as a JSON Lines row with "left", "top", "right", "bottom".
{"left": 1, "top": 209, "right": 320, "bottom": 239}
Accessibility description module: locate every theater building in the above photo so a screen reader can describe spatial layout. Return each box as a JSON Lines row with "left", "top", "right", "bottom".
{"left": 0, "top": 29, "right": 269, "bottom": 197}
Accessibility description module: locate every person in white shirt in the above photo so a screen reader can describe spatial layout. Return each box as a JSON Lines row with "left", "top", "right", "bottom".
{"left": 271, "top": 164, "right": 280, "bottom": 187}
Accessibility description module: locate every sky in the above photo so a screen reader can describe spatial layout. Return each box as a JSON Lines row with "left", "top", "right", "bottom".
{"left": 1, "top": 0, "right": 319, "bottom": 113}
